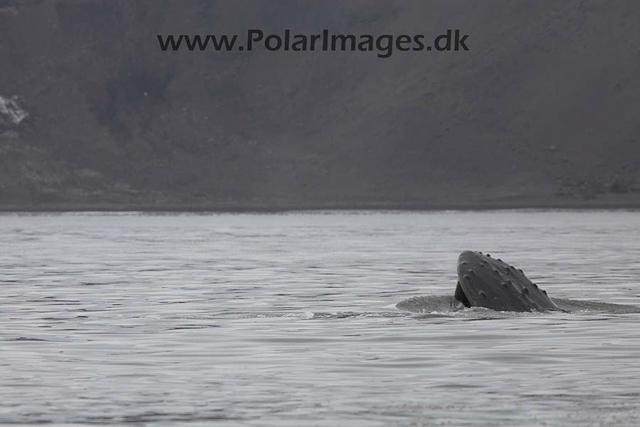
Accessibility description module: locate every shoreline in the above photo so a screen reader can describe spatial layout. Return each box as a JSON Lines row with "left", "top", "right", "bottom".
{"left": 2, "top": 198, "right": 640, "bottom": 213}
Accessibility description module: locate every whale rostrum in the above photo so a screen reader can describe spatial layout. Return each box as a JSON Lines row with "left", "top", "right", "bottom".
{"left": 454, "top": 251, "right": 562, "bottom": 312}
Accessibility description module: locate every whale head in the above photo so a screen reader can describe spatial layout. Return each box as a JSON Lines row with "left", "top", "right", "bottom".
{"left": 455, "top": 251, "right": 561, "bottom": 312}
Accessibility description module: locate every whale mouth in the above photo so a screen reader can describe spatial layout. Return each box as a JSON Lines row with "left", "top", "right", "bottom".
{"left": 454, "top": 251, "right": 561, "bottom": 312}
{"left": 454, "top": 281, "right": 471, "bottom": 308}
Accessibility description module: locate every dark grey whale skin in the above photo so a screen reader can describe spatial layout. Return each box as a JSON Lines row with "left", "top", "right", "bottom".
{"left": 455, "top": 251, "right": 562, "bottom": 312}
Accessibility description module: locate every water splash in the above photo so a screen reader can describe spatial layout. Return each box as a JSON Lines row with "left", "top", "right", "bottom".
{"left": 397, "top": 295, "right": 640, "bottom": 315}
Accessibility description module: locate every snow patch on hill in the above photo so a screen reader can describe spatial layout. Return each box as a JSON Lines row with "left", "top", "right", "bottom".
{"left": 0, "top": 95, "right": 28, "bottom": 126}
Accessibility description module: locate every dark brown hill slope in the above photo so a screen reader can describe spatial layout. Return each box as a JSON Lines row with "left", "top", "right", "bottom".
{"left": 1, "top": 0, "right": 639, "bottom": 209}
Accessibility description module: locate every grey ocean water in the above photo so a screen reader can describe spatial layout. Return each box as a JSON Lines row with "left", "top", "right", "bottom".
{"left": 1, "top": 211, "right": 640, "bottom": 426}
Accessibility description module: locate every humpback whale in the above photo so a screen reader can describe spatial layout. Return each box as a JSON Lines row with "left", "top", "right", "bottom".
{"left": 454, "top": 251, "right": 562, "bottom": 312}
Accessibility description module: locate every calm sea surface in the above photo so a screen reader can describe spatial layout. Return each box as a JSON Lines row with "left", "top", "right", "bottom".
{"left": 1, "top": 210, "right": 640, "bottom": 426}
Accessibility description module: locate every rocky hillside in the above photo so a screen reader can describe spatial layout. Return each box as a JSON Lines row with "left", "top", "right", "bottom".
{"left": 1, "top": 0, "right": 639, "bottom": 210}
